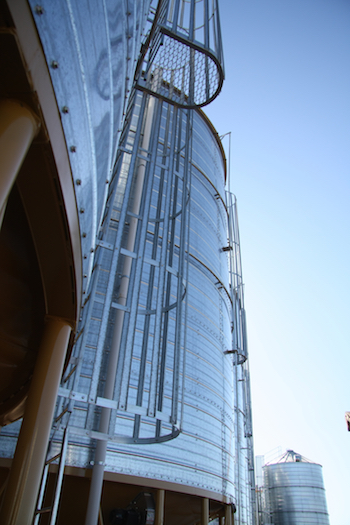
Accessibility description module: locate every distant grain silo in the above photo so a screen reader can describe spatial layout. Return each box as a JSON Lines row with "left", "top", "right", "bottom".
{"left": 263, "top": 450, "right": 330, "bottom": 525}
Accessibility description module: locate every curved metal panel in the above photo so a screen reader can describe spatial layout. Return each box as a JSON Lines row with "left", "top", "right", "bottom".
{"left": 38, "top": 104, "right": 251, "bottom": 509}
{"left": 0, "top": 94, "right": 256, "bottom": 524}
{"left": 28, "top": 0, "right": 151, "bottom": 290}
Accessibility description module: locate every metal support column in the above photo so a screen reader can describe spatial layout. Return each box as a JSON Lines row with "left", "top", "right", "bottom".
{"left": 84, "top": 96, "right": 157, "bottom": 525}
{"left": 201, "top": 498, "right": 209, "bottom": 525}
{"left": 0, "top": 317, "right": 72, "bottom": 525}
{"left": 155, "top": 489, "right": 165, "bottom": 525}
{"left": 225, "top": 504, "right": 233, "bottom": 525}
{"left": 0, "top": 99, "right": 40, "bottom": 226}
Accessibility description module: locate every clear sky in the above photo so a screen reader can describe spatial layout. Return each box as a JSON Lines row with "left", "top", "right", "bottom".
{"left": 205, "top": 1, "right": 350, "bottom": 523}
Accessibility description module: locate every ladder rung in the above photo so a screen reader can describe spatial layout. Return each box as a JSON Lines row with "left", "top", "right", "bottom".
{"left": 45, "top": 453, "right": 61, "bottom": 465}
{"left": 63, "top": 364, "right": 77, "bottom": 383}
{"left": 54, "top": 405, "right": 70, "bottom": 423}
{"left": 35, "top": 506, "right": 52, "bottom": 515}
{"left": 74, "top": 328, "right": 84, "bottom": 343}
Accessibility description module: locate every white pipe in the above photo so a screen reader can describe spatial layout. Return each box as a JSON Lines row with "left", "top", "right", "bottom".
{"left": 85, "top": 96, "right": 156, "bottom": 525}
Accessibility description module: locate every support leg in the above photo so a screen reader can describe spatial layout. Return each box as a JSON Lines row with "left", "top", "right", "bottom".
{"left": 225, "top": 503, "right": 232, "bottom": 525}
{"left": 155, "top": 489, "right": 165, "bottom": 525}
{"left": 0, "top": 317, "right": 71, "bottom": 525}
{"left": 202, "top": 498, "right": 209, "bottom": 525}
{"left": 0, "top": 99, "right": 40, "bottom": 226}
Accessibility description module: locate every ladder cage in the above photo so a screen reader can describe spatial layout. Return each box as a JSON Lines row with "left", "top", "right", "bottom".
{"left": 137, "top": 0, "right": 224, "bottom": 108}
{"left": 51, "top": 90, "right": 192, "bottom": 456}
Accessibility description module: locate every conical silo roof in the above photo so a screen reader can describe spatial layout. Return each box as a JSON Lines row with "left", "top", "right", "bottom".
{"left": 266, "top": 449, "right": 316, "bottom": 465}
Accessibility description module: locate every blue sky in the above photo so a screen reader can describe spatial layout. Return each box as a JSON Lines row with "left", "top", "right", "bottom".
{"left": 205, "top": 0, "right": 350, "bottom": 523}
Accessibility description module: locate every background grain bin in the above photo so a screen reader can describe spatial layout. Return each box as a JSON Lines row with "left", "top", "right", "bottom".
{"left": 263, "top": 450, "right": 330, "bottom": 525}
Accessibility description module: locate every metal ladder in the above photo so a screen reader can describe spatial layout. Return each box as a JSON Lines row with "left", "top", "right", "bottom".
{"left": 33, "top": 407, "right": 71, "bottom": 524}
{"left": 32, "top": 252, "right": 104, "bottom": 523}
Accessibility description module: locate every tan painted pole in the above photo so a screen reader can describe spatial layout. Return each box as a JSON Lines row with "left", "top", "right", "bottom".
{"left": 202, "top": 498, "right": 209, "bottom": 525}
{"left": 85, "top": 96, "right": 156, "bottom": 525}
{"left": 0, "top": 317, "right": 71, "bottom": 525}
{"left": 155, "top": 489, "right": 165, "bottom": 525}
{"left": 0, "top": 99, "right": 40, "bottom": 226}
{"left": 225, "top": 504, "right": 232, "bottom": 525}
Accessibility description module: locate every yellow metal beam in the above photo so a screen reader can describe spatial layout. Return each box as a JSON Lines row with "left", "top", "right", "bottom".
{"left": 155, "top": 489, "right": 165, "bottom": 525}
{"left": 225, "top": 503, "right": 233, "bottom": 525}
{"left": 202, "top": 498, "right": 209, "bottom": 525}
{"left": 0, "top": 99, "right": 40, "bottom": 226}
{"left": 0, "top": 317, "right": 71, "bottom": 525}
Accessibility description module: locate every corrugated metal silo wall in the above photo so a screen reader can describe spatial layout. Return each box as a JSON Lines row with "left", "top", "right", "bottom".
{"left": 26, "top": 0, "right": 151, "bottom": 289}
{"left": 263, "top": 462, "right": 330, "bottom": 525}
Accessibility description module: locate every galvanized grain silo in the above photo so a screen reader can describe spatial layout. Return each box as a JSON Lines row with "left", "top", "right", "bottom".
{"left": 0, "top": 1, "right": 256, "bottom": 524}
{"left": 263, "top": 450, "right": 330, "bottom": 525}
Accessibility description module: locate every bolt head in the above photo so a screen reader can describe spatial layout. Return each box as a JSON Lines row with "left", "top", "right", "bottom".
{"left": 51, "top": 60, "right": 59, "bottom": 69}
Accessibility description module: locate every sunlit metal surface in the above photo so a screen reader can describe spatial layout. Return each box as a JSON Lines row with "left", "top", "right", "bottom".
{"left": 0, "top": 99, "right": 255, "bottom": 522}
{"left": 263, "top": 452, "right": 330, "bottom": 525}
{"left": 0, "top": 2, "right": 256, "bottom": 523}
{"left": 23, "top": 102, "right": 251, "bottom": 521}
{"left": 27, "top": 0, "right": 150, "bottom": 290}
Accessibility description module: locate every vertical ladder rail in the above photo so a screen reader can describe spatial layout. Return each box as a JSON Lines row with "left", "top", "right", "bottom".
{"left": 34, "top": 410, "right": 71, "bottom": 524}
{"left": 171, "top": 110, "right": 192, "bottom": 424}
{"left": 49, "top": 428, "right": 69, "bottom": 525}
{"left": 34, "top": 464, "right": 50, "bottom": 525}
{"left": 86, "top": 92, "right": 148, "bottom": 414}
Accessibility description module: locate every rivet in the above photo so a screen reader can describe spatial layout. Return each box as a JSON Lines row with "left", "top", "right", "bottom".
{"left": 82, "top": 232, "right": 87, "bottom": 238}
{"left": 84, "top": 274, "right": 87, "bottom": 278}
{"left": 84, "top": 254, "right": 87, "bottom": 259}
{"left": 70, "top": 145, "right": 76, "bottom": 152}
{"left": 106, "top": 179, "right": 109, "bottom": 184}
{"left": 80, "top": 208, "right": 85, "bottom": 213}
{"left": 62, "top": 106, "right": 69, "bottom": 114}
{"left": 90, "top": 248, "right": 94, "bottom": 253}
{"left": 51, "top": 60, "right": 59, "bottom": 69}
{"left": 76, "top": 179, "right": 81, "bottom": 185}
{"left": 35, "top": 5, "right": 44, "bottom": 14}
